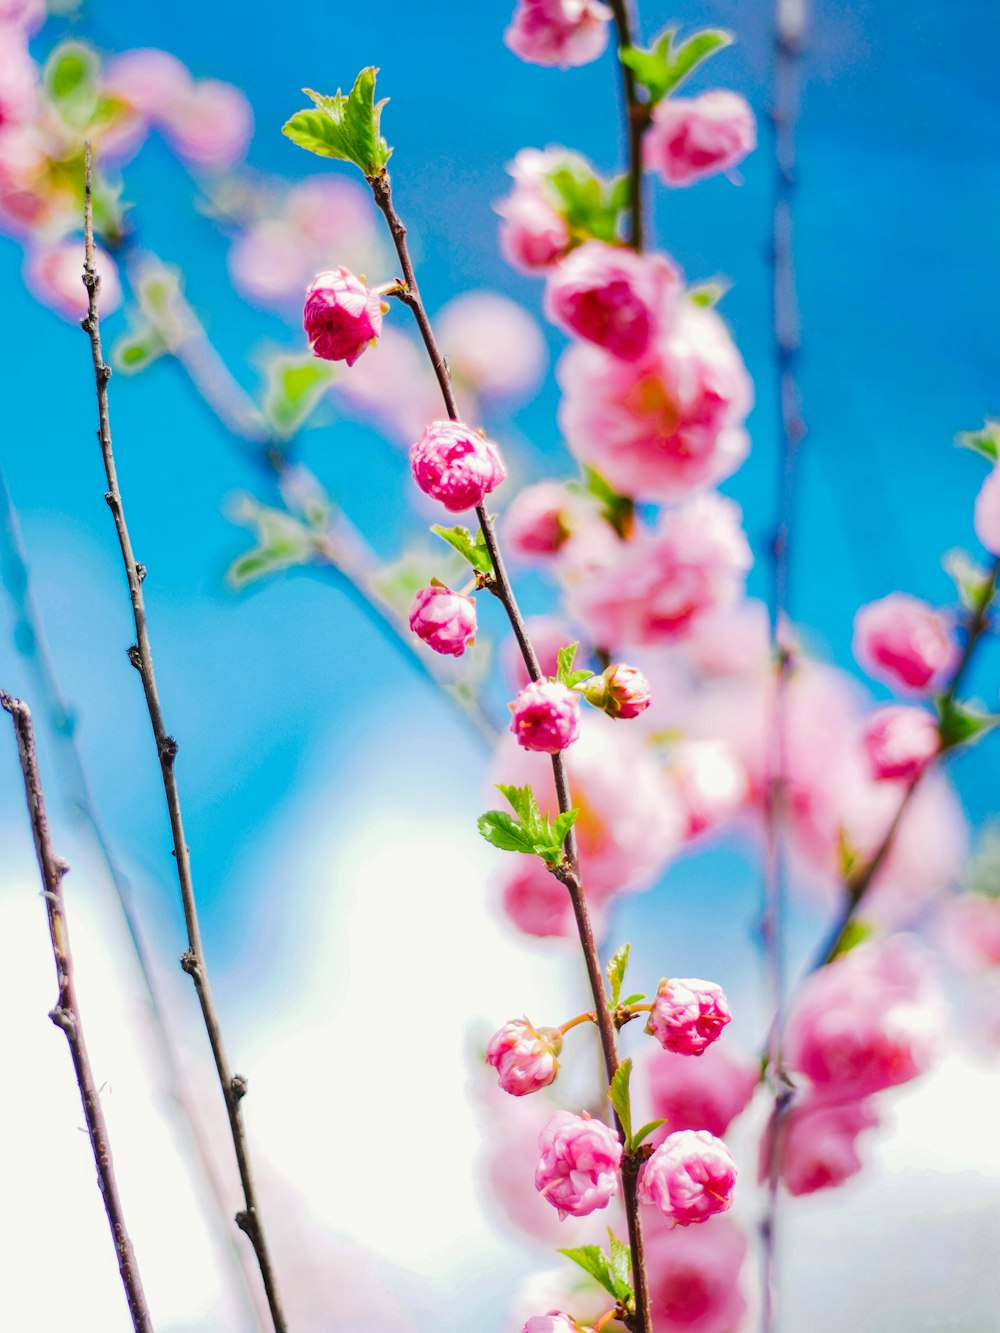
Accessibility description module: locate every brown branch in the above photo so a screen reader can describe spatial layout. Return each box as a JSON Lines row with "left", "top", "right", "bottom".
{"left": 607, "top": 0, "right": 647, "bottom": 252}
{"left": 82, "top": 144, "right": 289, "bottom": 1333}
{"left": 1, "top": 692, "right": 154, "bottom": 1333}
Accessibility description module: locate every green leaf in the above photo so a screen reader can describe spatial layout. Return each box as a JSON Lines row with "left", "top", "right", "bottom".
{"left": 936, "top": 696, "right": 1000, "bottom": 750}
{"left": 496, "top": 782, "right": 544, "bottom": 834}
{"left": 43, "top": 41, "right": 101, "bottom": 131}
{"left": 545, "top": 808, "right": 579, "bottom": 859}
{"left": 558, "top": 1246, "right": 619, "bottom": 1300}
{"left": 545, "top": 162, "right": 627, "bottom": 245}
{"left": 226, "top": 496, "right": 317, "bottom": 587}
{"left": 580, "top": 465, "right": 634, "bottom": 539}
{"left": 688, "top": 277, "right": 732, "bottom": 308}
{"left": 608, "top": 1058, "right": 633, "bottom": 1141}
{"left": 620, "top": 992, "right": 646, "bottom": 1007}
{"left": 630, "top": 1119, "right": 667, "bottom": 1150}
{"left": 606, "top": 943, "right": 630, "bottom": 1008}
{"left": 607, "top": 1230, "right": 633, "bottom": 1300}
{"left": 110, "top": 326, "right": 166, "bottom": 375}
{"left": 956, "top": 420, "right": 1000, "bottom": 465}
{"left": 943, "top": 549, "right": 995, "bottom": 613}
{"left": 431, "top": 524, "right": 493, "bottom": 575}
{"left": 282, "top": 67, "right": 392, "bottom": 176}
{"left": 477, "top": 810, "right": 539, "bottom": 856}
{"left": 261, "top": 353, "right": 333, "bottom": 439}
{"left": 828, "top": 918, "right": 872, "bottom": 961}
{"left": 621, "top": 26, "right": 733, "bottom": 106}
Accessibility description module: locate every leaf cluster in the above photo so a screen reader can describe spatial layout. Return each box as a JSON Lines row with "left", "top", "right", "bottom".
{"left": 478, "top": 784, "right": 578, "bottom": 867}
{"left": 620, "top": 26, "right": 733, "bottom": 107}
{"left": 559, "top": 1230, "right": 633, "bottom": 1306}
{"left": 282, "top": 68, "right": 392, "bottom": 176}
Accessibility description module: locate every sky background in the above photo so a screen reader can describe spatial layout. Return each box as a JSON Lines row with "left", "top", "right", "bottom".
{"left": 1, "top": 2, "right": 999, "bottom": 1330}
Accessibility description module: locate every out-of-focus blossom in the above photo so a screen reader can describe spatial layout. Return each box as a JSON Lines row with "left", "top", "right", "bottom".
{"left": 646, "top": 979, "right": 732, "bottom": 1056}
{"left": 0, "top": 0, "right": 46, "bottom": 34}
{"left": 410, "top": 420, "right": 506, "bottom": 511}
{"left": 974, "top": 465, "right": 1000, "bottom": 556}
{"left": 639, "top": 1130, "right": 736, "bottom": 1225}
{"left": 644, "top": 1214, "right": 748, "bottom": 1333}
{"left": 644, "top": 91, "right": 756, "bottom": 187}
{"left": 509, "top": 1271, "right": 607, "bottom": 1333}
{"left": 504, "top": 482, "right": 575, "bottom": 560}
{"left": 667, "top": 740, "right": 748, "bottom": 840}
{"left": 645, "top": 1040, "right": 758, "bottom": 1140}
{"left": 407, "top": 585, "right": 477, "bottom": 657}
{"left": 681, "top": 600, "right": 772, "bottom": 679}
{"left": 505, "top": 0, "right": 612, "bottom": 68}
{"left": 522, "top": 1314, "right": 581, "bottom": 1333}
{"left": 545, "top": 241, "right": 681, "bottom": 362}
{"left": 160, "top": 78, "right": 253, "bottom": 171}
{"left": 496, "top": 855, "right": 611, "bottom": 939}
{"left": 535, "top": 1110, "right": 622, "bottom": 1219}
{"left": 303, "top": 267, "right": 384, "bottom": 366}
{"left": 503, "top": 616, "right": 576, "bottom": 690}
{"left": 509, "top": 679, "right": 581, "bottom": 753}
{"left": 860, "top": 705, "right": 939, "bottom": 782}
{"left": 496, "top": 147, "right": 583, "bottom": 273}
{"left": 334, "top": 324, "right": 440, "bottom": 444}
{"left": 0, "top": 34, "right": 38, "bottom": 128}
{"left": 764, "top": 1096, "right": 879, "bottom": 1198}
{"left": 784, "top": 936, "right": 943, "bottom": 1100}
{"left": 558, "top": 302, "right": 752, "bottom": 502}
{"left": 22, "top": 240, "right": 121, "bottom": 321}
{"left": 437, "top": 291, "right": 547, "bottom": 403}
{"left": 580, "top": 663, "right": 652, "bottom": 719}
{"left": 284, "top": 175, "right": 374, "bottom": 253}
{"left": 103, "top": 48, "right": 191, "bottom": 119}
{"left": 941, "top": 892, "right": 1000, "bottom": 970}
{"left": 566, "top": 494, "right": 752, "bottom": 648}
{"left": 853, "top": 593, "right": 958, "bottom": 694}
{"left": 486, "top": 1019, "right": 562, "bottom": 1097}
{"left": 229, "top": 219, "right": 310, "bottom": 303}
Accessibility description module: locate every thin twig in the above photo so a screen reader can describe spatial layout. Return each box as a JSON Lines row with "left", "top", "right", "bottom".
{"left": 607, "top": 0, "right": 647, "bottom": 251}
{"left": 369, "top": 167, "right": 653, "bottom": 1333}
{"left": 1, "top": 691, "right": 154, "bottom": 1333}
{"left": 82, "top": 144, "right": 289, "bottom": 1333}
{"left": 0, "top": 464, "right": 270, "bottom": 1332}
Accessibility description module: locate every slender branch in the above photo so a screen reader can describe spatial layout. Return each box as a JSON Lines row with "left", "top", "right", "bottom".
{"left": 369, "top": 166, "right": 652, "bottom": 1333}
{"left": 1, "top": 692, "right": 154, "bottom": 1333}
{"left": 82, "top": 144, "right": 289, "bottom": 1333}
{"left": 0, "top": 464, "right": 270, "bottom": 1332}
{"left": 607, "top": 0, "right": 647, "bottom": 251}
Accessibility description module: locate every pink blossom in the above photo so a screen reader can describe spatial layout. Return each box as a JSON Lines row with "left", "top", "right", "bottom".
{"left": 509, "top": 679, "right": 581, "bottom": 753}
{"left": 496, "top": 855, "right": 611, "bottom": 939}
{"left": 646, "top": 978, "right": 732, "bottom": 1056}
{"left": 505, "top": 0, "right": 612, "bottom": 68}
{"left": 0, "top": 0, "right": 45, "bottom": 34}
{"left": 335, "top": 325, "right": 440, "bottom": 444}
{"left": 408, "top": 585, "right": 477, "bottom": 658}
{"left": 644, "top": 91, "right": 756, "bottom": 188}
{"left": 861, "top": 705, "right": 939, "bottom": 782}
{"left": 645, "top": 1041, "right": 758, "bottom": 1140}
{"left": 503, "top": 482, "right": 573, "bottom": 559}
{"left": 230, "top": 219, "right": 310, "bottom": 304}
{"left": 765, "top": 1096, "right": 879, "bottom": 1198}
{"left": 503, "top": 616, "right": 576, "bottom": 689}
{"left": 486, "top": 1019, "right": 562, "bottom": 1096}
{"left": 639, "top": 1130, "right": 737, "bottom": 1226}
{"left": 284, "top": 175, "right": 375, "bottom": 253}
{"left": 304, "top": 267, "right": 384, "bottom": 366}
{"left": 580, "top": 663, "right": 652, "bottom": 719}
{"left": 853, "top": 593, "right": 958, "bottom": 694}
{"left": 437, "top": 291, "right": 547, "bottom": 403}
{"left": 496, "top": 147, "right": 580, "bottom": 273}
{"left": 103, "top": 48, "right": 191, "bottom": 120}
{"left": 682, "top": 600, "right": 773, "bottom": 678}
{"left": 667, "top": 740, "right": 748, "bottom": 840}
{"left": 784, "top": 936, "right": 943, "bottom": 1100}
{"left": 643, "top": 1214, "right": 748, "bottom": 1333}
{"left": 558, "top": 302, "right": 752, "bottom": 502}
{"left": 545, "top": 241, "right": 682, "bottom": 362}
{"left": 0, "top": 33, "right": 37, "bottom": 129}
{"left": 974, "top": 465, "right": 1000, "bottom": 556}
{"left": 942, "top": 893, "right": 1000, "bottom": 970}
{"left": 410, "top": 420, "right": 507, "bottom": 512}
{"left": 22, "top": 241, "right": 121, "bottom": 321}
{"left": 522, "top": 1315, "right": 580, "bottom": 1333}
{"left": 567, "top": 494, "right": 752, "bottom": 647}
{"left": 535, "top": 1110, "right": 622, "bottom": 1218}
{"left": 160, "top": 79, "right": 253, "bottom": 171}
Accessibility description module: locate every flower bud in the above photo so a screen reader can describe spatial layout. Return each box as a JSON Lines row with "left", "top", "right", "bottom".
{"left": 509, "top": 679, "right": 581, "bottom": 753}
{"left": 486, "top": 1019, "right": 562, "bottom": 1097}
{"left": 505, "top": 0, "right": 613, "bottom": 69}
{"left": 853, "top": 593, "right": 958, "bottom": 693}
{"left": 861, "top": 705, "right": 939, "bottom": 782}
{"left": 408, "top": 585, "right": 477, "bottom": 657}
{"left": 303, "top": 268, "right": 384, "bottom": 366}
{"left": 645, "top": 977, "right": 732, "bottom": 1056}
{"left": 643, "top": 90, "right": 756, "bottom": 188}
{"left": 579, "top": 663, "right": 652, "bottom": 719}
{"left": 638, "top": 1129, "right": 737, "bottom": 1225}
{"left": 522, "top": 1316, "right": 581, "bottom": 1333}
{"left": 534, "top": 1110, "right": 623, "bottom": 1218}
{"left": 974, "top": 464, "right": 1000, "bottom": 557}
{"left": 410, "top": 420, "right": 507, "bottom": 512}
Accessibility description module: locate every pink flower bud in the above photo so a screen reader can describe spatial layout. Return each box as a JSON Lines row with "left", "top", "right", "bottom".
{"left": 509, "top": 679, "right": 581, "bottom": 753}
{"left": 861, "top": 705, "right": 939, "bottom": 782}
{"left": 495, "top": 147, "right": 581, "bottom": 274}
{"left": 522, "top": 1315, "right": 581, "bottom": 1333}
{"left": 545, "top": 241, "right": 682, "bottom": 362}
{"left": 763, "top": 1096, "right": 879, "bottom": 1198}
{"left": 303, "top": 268, "right": 384, "bottom": 367}
{"left": 644, "top": 91, "right": 756, "bottom": 188}
{"left": 853, "top": 593, "right": 958, "bottom": 693}
{"left": 505, "top": 0, "right": 613, "bottom": 69}
{"left": 638, "top": 1129, "right": 737, "bottom": 1225}
{"left": 580, "top": 663, "right": 652, "bottom": 719}
{"left": 646, "top": 1041, "right": 758, "bottom": 1139}
{"left": 534, "top": 1110, "right": 623, "bottom": 1218}
{"left": 503, "top": 482, "right": 572, "bottom": 559}
{"left": 408, "top": 585, "right": 477, "bottom": 657}
{"left": 974, "top": 465, "right": 1000, "bottom": 557}
{"left": 645, "top": 978, "right": 733, "bottom": 1056}
{"left": 410, "top": 420, "right": 507, "bottom": 512}
{"left": 486, "top": 1019, "right": 562, "bottom": 1096}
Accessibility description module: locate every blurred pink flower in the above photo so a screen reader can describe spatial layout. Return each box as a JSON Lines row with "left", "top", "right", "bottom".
{"left": 103, "top": 48, "right": 191, "bottom": 119}
{"left": 765, "top": 1095, "right": 879, "bottom": 1198}
{"left": 496, "top": 854, "right": 611, "bottom": 939}
{"left": 645, "top": 1040, "right": 758, "bottom": 1140}
{"left": 503, "top": 481, "right": 574, "bottom": 560}
{"left": 23, "top": 240, "right": 121, "bottom": 321}
{"left": 334, "top": 324, "right": 440, "bottom": 443}
{"left": 681, "top": 600, "right": 772, "bottom": 679}
{"left": 860, "top": 705, "right": 939, "bottom": 782}
{"left": 496, "top": 147, "right": 581, "bottom": 273}
{"left": 505, "top": 0, "right": 613, "bottom": 68}
{"left": 408, "top": 585, "right": 477, "bottom": 657}
{"left": 535, "top": 1110, "right": 622, "bottom": 1219}
{"left": 0, "top": 0, "right": 45, "bottom": 33}
{"left": 667, "top": 740, "right": 749, "bottom": 841}
{"left": 284, "top": 175, "right": 375, "bottom": 252}
{"left": 161, "top": 79, "right": 253, "bottom": 171}
{"left": 941, "top": 893, "right": 1000, "bottom": 970}
{"left": 853, "top": 593, "right": 958, "bottom": 694}
{"left": 509, "top": 679, "right": 581, "bottom": 753}
{"left": 643, "top": 1214, "right": 748, "bottom": 1333}
{"left": 410, "top": 419, "right": 506, "bottom": 511}
{"left": 646, "top": 978, "right": 732, "bottom": 1056}
{"left": 437, "top": 291, "right": 547, "bottom": 402}
{"left": 522, "top": 1315, "right": 581, "bottom": 1333}
{"left": 644, "top": 91, "right": 756, "bottom": 187}
{"left": 639, "top": 1130, "right": 736, "bottom": 1226}
{"left": 974, "top": 465, "right": 1000, "bottom": 556}
{"left": 486, "top": 1019, "right": 562, "bottom": 1097}
{"left": 229, "top": 219, "right": 309, "bottom": 303}
{"left": 0, "top": 32, "right": 38, "bottom": 129}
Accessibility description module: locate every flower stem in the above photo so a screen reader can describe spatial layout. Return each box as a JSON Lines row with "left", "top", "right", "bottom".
{"left": 607, "top": 0, "right": 647, "bottom": 252}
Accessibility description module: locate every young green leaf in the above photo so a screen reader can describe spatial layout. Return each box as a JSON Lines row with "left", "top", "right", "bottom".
{"left": 688, "top": 277, "right": 732, "bottom": 308}
{"left": 556, "top": 642, "right": 579, "bottom": 681}
{"left": 477, "top": 810, "right": 539, "bottom": 856}
{"left": 607, "top": 1230, "right": 633, "bottom": 1300}
{"left": 956, "top": 420, "right": 1000, "bottom": 465}
{"left": 943, "top": 549, "right": 995, "bottom": 613}
{"left": 282, "top": 67, "right": 392, "bottom": 176}
{"left": 620, "top": 992, "right": 646, "bottom": 1007}
{"left": 44, "top": 41, "right": 101, "bottom": 131}
{"left": 557, "top": 1246, "right": 619, "bottom": 1300}
{"left": 545, "top": 162, "right": 627, "bottom": 244}
{"left": 261, "top": 354, "right": 334, "bottom": 439}
{"left": 431, "top": 524, "right": 493, "bottom": 575}
{"left": 543, "top": 808, "right": 579, "bottom": 864}
{"left": 608, "top": 1057, "right": 633, "bottom": 1141}
{"left": 226, "top": 497, "right": 317, "bottom": 587}
{"left": 828, "top": 918, "right": 873, "bottom": 961}
{"left": 936, "top": 696, "right": 1000, "bottom": 751}
{"left": 580, "top": 465, "right": 635, "bottom": 539}
{"left": 606, "top": 942, "right": 630, "bottom": 1008}
{"left": 620, "top": 26, "right": 733, "bottom": 106}
{"left": 111, "top": 326, "right": 167, "bottom": 375}
{"left": 496, "top": 783, "right": 544, "bottom": 833}
{"left": 630, "top": 1119, "right": 667, "bottom": 1150}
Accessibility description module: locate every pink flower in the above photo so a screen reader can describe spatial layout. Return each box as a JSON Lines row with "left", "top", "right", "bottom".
{"left": 645, "top": 1041, "right": 758, "bottom": 1139}
{"left": 335, "top": 325, "right": 440, "bottom": 444}
{"left": 22, "top": 241, "right": 121, "bottom": 321}
{"left": 535, "top": 1110, "right": 622, "bottom": 1218}
{"left": 522, "top": 1316, "right": 580, "bottom": 1333}
{"left": 160, "top": 79, "right": 253, "bottom": 172}
{"left": 545, "top": 241, "right": 682, "bottom": 362}
{"left": 303, "top": 268, "right": 384, "bottom": 367}
{"left": 646, "top": 978, "right": 732, "bottom": 1056}
{"left": 974, "top": 465, "right": 1000, "bottom": 556}
{"left": 0, "top": 33, "right": 37, "bottom": 129}
{"left": 567, "top": 494, "right": 752, "bottom": 647}
{"left": 558, "top": 302, "right": 752, "bottom": 502}
{"left": 103, "top": 48, "right": 191, "bottom": 119}
{"left": 509, "top": 679, "right": 581, "bottom": 753}
{"left": 942, "top": 893, "right": 1000, "bottom": 971}
{"left": 639, "top": 1130, "right": 737, "bottom": 1226}
{"left": 784, "top": 936, "right": 943, "bottom": 1100}
{"left": 643, "top": 1214, "right": 748, "bottom": 1333}
{"left": 853, "top": 593, "right": 958, "bottom": 694}
{"left": 408, "top": 585, "right": 477, "bottom": 657}
{"left": 644, "top": 91, "right": 756, "bottom": 188}
{"left": 504, "top": 482, "right": 573, "bottom": 559}
{"left": 410, "top": 420, "right": 507, "bottom": 512}
{"left": 496, "top": 147, "right": 579, "bottom": 273}
{"left": 861, "top": 705, "right": 939, "bottom": 782}
{"left": 505, "top": 0, "right": 613, "bottom": 68}
{"left": 580, "top": 663, "right": 652, "bottom": 719}
{"left": 667, "top": 740, "right": 748, "bottom": 840}
{"left": 486, "top": 1019, "right": 562, "bottom": 1097}
{"left": 437, "top": 291, "right": 547, "bottom": 403}
{"left": 496, "top": 856, "right": 611, "bottom": 939}
{"left": 765, "top": 1096, "right": 879, "bottom": 1198}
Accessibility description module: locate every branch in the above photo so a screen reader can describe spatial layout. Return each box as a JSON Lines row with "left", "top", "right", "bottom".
{"left": 607, "top": 0, "right": 647, "bottom": 251}
{"left": 82, "top": 144, "right": 289, "bottom": 1333}
{"left": 1, "top": 692, "right": 154, "bottom": 1333}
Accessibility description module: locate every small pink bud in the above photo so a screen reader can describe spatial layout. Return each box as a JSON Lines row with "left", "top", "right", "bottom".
{"left": 638, "top": 1129, "right": 737, "bottom": 1225}
{"left": 861, "top": 705, "right": 939, "bottom": 782}
{"left": 534, "top": 1110, "right": 623, "bottom": 1219}
{"left": 304, "top": 268, "right": 384, "bottom": 366}
{"left": 853, "top": 593, "right": 958, "bottom": 693}
{"left": 410, "top": 420, "right": 507, "bottom": 512}
{"left": 486, "top": 1019, "right": 562, "bottom": 1097}
{"left": 522, "top": 1315, "right": 581, "bottom": 1333}
{"left": 644, "top": 91, "right": 756, "bottom": 188}
{"left": 645, "top": 978, "right": 732, "bottom": 1056}
{"left": 505, "top": 0, "right": 613, "bottom": 69}
{"left": 580, "top": 663, "right": 652, "bottom": 719}
{"left": 408, "top": 585, "right": 477, "bottom": 658}
{"left": 509, "top": 679, "right": 581, "bottom": 753}
{"left": 974, "top": 465, "right": 1000, "bottom": 556}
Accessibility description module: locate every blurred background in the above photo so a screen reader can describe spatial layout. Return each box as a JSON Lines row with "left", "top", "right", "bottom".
{"left": 1, "top": 1, "right": 999, "bottom": 1330}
